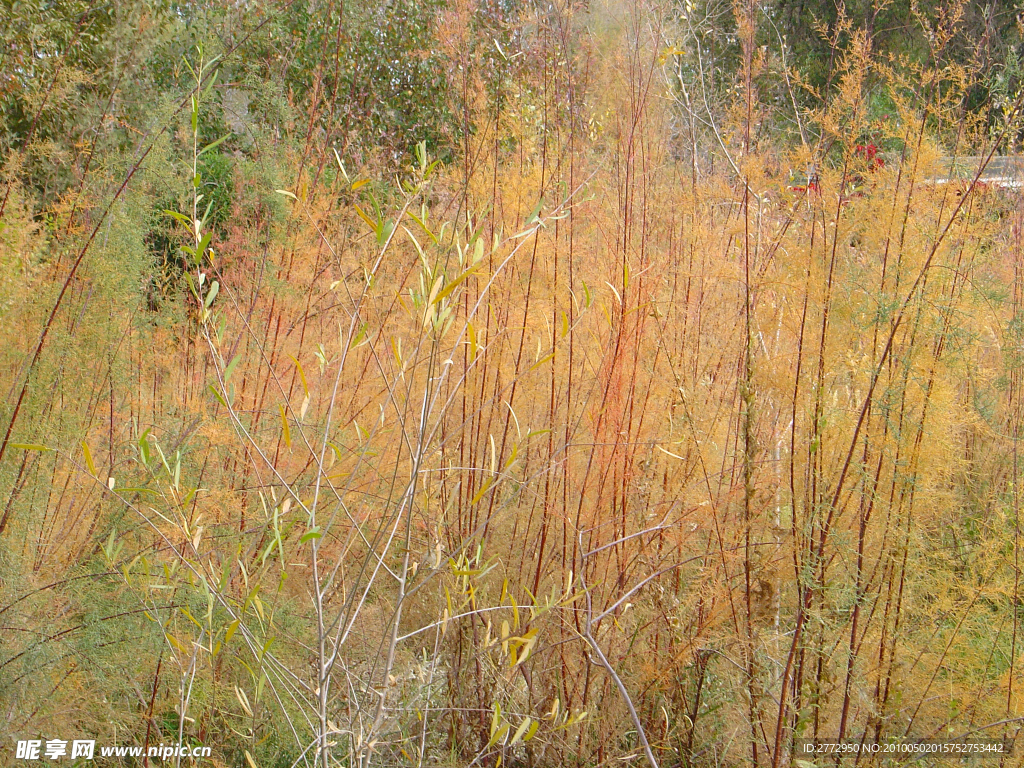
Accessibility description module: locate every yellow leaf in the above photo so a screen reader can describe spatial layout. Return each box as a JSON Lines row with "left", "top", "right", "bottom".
{"left": 289, "top": 355, "right": 309, "bottom": 396}
{"left": 510, "top": 717, "right": 532, "bottom": 746}
{"left": 279, "top": 405, "right": 291, "bottom": 447}
{"left": 225, "top": 619, "right": 240, "bottom": 644}
{"left": 529, "top": 352, "right": 555, "bottom": 372}
{"left": 468, "top": 321, "right": 479, "bottom": 360}
{"left": 434, "top": 261, "right": 484, "bottom": 305}
{"left": 353, "top": 204, "right": 377, "bottom": 232}
{"left": 235, "top": 686, "right": 253, "bottom": 716}
{"left": 82, "top": 441, "right": 97, "bottom": 476}
{"left": 470, "top": 477, "right": 495, "bottom": 506}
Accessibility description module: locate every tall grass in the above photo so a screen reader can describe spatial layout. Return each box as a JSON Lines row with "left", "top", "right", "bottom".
{"left": 1, "top": 0, "right": 1023, "bottom": 765}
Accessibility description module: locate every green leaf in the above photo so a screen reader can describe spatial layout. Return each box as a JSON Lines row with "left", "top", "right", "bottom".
{"left": 348, "top": 322, "right": 368, "bottom": 350}
{"left": 525, "top": 197, "right": 544, "bottom": 225}
{"left": 164, "top": 209, "right": 191, "bottom": 227}
{"left": 196, "top": 231, "right": 213, "bottom": 261}
{"left": 224, "top": 353, "right": 241, "bottom": 383}
{"left": 299, "top": 528, "right": 322, "bottom": 544}
{"left": 406, "top": 209, "right": 437, "bottom": 243}
{"left": 486, "top": 705, "right": 509, "bottom": 749}
{"left": 200, "top": 68, "right": 219, "bottom": 101}
{"left": 198, "top": 134, "right": 231, "bottom": 157}
{"left": 9, "top": 443, "right": 51, "bottom": 452}
{"left": 204, "top": 280, "right": 220, "bottom": 308}
{"left": 208, "top": 384, "right": 227, "bottom": 407}
{"left": 199, "top": 199, "right": 214, "bottom": 236}
{"left": 201, "top": 53, "right": 223, "bottom": 76}
{"left": 377, "top": 219, "right": 395, "bottom": 246}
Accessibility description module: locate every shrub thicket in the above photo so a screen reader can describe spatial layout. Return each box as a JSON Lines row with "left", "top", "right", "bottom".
{"left": 2, "top": 0, "right": 1024, "bottom": 766}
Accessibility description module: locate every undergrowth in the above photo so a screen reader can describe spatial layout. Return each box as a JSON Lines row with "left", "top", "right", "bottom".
{"left": 2, "top": 0, "right": 1024, "bottom": 766}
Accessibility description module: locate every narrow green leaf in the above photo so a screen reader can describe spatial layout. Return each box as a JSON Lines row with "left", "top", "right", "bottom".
{"left": 200, "top": 68, "right": 219, "bottom": 101}
{"left": 348, "top": 322, "right": 368, "bottom": 350}
{"left": 300, "top": 528, "right": 322, "bottom": 544}
{"left": 200, "top": 199, "right": 214, "bottom": 234}
{"left": 525, "top": 197, "right": 544, "bottom": 225}
{"left": 208, "top": 384, "right": 227, "bottom": 407}
{"left": 196, "top": 231, "right": 213, "bottom": 260}
{"left": 224, "top": 353, "right": 241, "bottom": 383}
{"left": 164, "top": 209, "right": 191, "bottom": 227}
{"left": 406, "top": 210, "right": 437, "bottom": 243}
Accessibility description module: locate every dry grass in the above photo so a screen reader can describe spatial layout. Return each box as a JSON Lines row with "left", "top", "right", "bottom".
{"left": 2, "top": 1, "right": 1024, "bottom": 766}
